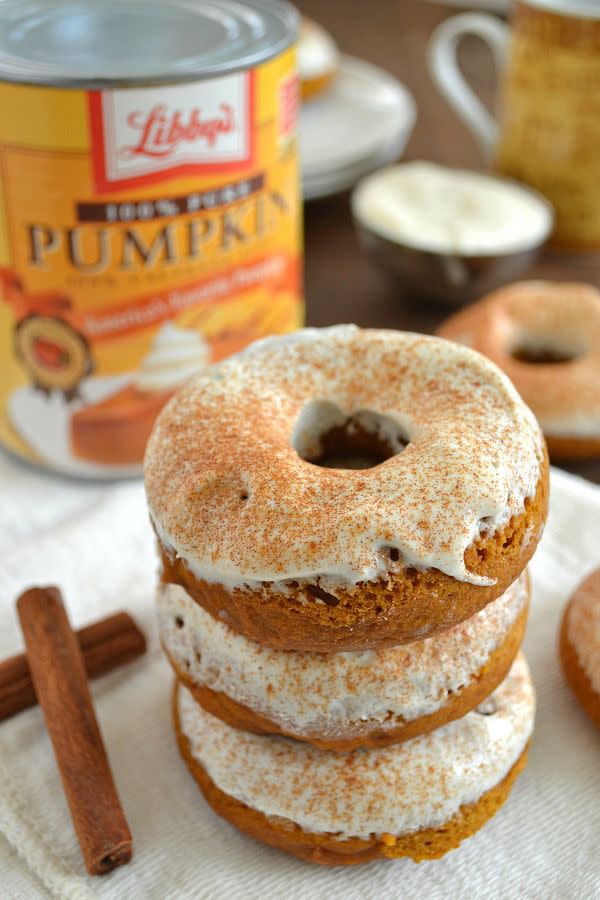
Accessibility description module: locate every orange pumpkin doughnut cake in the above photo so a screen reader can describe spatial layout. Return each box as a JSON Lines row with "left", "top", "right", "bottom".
{"left": 560, "top": 567, "right": 600, "bottom": 729}
{"left": 298, "top": 18, "right": 338, "bottom": 102}
{"left": 438, "top": 281, "right": 600, "bottom": 461}
{"left": 174, "top": 653, "right": 535, "bottom": 866}
{"left": 159, "top": 572, "right": 529, "bottom": 751}
{"left": 145, "top": 326, "right": 548, "bottom": 652}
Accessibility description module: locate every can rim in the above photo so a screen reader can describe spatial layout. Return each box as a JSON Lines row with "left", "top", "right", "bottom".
{"left": 0, "top": 0, "right": 299, "bottom": 88}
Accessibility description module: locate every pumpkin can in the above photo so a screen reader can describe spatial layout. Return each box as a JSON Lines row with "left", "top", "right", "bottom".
{"left": 0, "top": 0, "right": 302, "bottom": 476}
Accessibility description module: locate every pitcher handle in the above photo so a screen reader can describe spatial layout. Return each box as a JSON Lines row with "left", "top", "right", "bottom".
{"left": 428, "top": 13, "right": 509, "bottom": 159}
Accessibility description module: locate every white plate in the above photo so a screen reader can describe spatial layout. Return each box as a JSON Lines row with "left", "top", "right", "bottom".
{"left": 8, "top": 375, "right": 141, "bottom": 479}
{"left": 299, "top": 55, "right": 416, "bottom": 189}
{"left": 303, "top": 127, "right": 411, "bottom": 201}
{"left": 423, "top": 0, "right": 509, "bottom": 12}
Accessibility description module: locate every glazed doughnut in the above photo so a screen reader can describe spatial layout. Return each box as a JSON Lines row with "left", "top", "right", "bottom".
{"left": 174, "top": 653, "right": 535, "bottom": 866}
{"left": 145, "top": 326, "right": 548, "bottom": 652}
{"left": 560, "top": 567, "right": 600, "bottom": 729}
{"left": 159, "top": 573, "right": 529, "bottom": 751}
{"left": 438, "top": 281, "right": 600, "bottom": 461}
{"left": 298, "top": 18, "right": 338, "bottom": 102}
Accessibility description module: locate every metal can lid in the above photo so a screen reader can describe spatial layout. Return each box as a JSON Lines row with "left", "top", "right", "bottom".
{"left": 0, "top": 0, "right": 298, "bottom": 87}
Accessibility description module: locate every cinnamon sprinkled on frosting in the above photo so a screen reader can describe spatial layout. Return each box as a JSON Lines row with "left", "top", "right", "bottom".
{"left": 567, "top": 569, "right": 600, "bottom": 694}
{"left": 177, "top": 653, "right": 535, "bottom": 839}
{"left": 145, "top": 326, "right": 544, "bottom": 588}
{"left": 440, "top": 282, "right": 600, "bottom": 438}
{"left": 159, "top": 574, "right": 528, "bottom": 733}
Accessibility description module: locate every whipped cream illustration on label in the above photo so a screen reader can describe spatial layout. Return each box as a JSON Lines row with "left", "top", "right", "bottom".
{"left": 135, "top": 323, "right": 210, "bottom": 393}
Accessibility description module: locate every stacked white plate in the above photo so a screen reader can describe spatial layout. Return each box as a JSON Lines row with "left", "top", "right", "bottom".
{"left": 423, "top": 0, "right": 509, "bottom": 11}
{"left": 299, "top": 55, "right": 417, "bottom": 201}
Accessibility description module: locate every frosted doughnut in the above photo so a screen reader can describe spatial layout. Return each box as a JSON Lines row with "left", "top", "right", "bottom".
{"left": 438, "top": 281, "right": 600, "bottom": 461}
{"left": 145, "top": 325, "right": 547, "bottom": 651}
{"left": 560, "top": 567, "right": 600, "bottom": 729}
{"left": 298, "top": 18, "right": 338, "bottom": 102}
{"left": 159, "top": 573, "right": 529, "bottom": 750}
{"left": 174, "top": 653, "right": 535, "bottom": 865}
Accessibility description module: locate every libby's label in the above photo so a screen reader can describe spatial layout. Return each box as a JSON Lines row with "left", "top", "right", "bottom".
{"left": 89, "top": 74, "right": 254, "bottom": 189}
{"left": 0, "top": 46, "right": 302, "bottom": 476}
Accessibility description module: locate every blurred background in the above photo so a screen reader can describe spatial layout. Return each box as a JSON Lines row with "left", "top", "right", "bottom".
{"left": 297, "top": 0, "right": 599, "bottom": 333}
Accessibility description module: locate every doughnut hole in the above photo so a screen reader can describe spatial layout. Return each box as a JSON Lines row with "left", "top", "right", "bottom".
{"left": 509, "top": 332, "right": 587, "bottom": 365}
{"left": 291, "top": 401, "right": 409, "bottom": 470}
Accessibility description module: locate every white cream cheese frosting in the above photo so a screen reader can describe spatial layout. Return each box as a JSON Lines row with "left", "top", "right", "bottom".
{"left": 160, "top": 574, "right": 528, "bottom": 736}
{"left": 145, "top": 327, "right": 544, "bottom": 589}
{"left": 567, "top": 570, "right": 600, "bottom": 695}
{"left": 352, "top": 162, "right": 552, "bottom": 256}
{"left": 177, "top": 653, "right": 534, "bottom": 840}
{"left": 135, "top": 323, "right": 210, "bottom": 393}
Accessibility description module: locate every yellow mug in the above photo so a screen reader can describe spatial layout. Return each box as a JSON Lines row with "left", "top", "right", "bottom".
{"left": 429, "top": 1, "right": 600, "bottom": 250}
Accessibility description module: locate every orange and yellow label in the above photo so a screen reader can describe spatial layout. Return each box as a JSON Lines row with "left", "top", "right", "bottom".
{"left": 0, "top": 46, "right": 302, "bottom": 475}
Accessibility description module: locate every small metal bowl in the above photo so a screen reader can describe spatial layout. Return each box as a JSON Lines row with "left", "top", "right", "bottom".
{"left": 351, "top": 169, "right": 554, "bottom": 307}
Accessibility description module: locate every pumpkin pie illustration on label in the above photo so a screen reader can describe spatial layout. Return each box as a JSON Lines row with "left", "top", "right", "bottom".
{"left": 70, "top": 323, "right": 210, "bottom": 466}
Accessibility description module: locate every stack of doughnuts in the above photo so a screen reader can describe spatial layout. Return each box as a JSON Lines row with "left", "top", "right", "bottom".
{"left": 144, "top": 326, "right": 549, "bottom": 866}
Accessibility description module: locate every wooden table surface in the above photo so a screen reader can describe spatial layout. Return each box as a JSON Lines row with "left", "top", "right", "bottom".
{"left": 297, "top": 0, "right": 600, "bottom": 483}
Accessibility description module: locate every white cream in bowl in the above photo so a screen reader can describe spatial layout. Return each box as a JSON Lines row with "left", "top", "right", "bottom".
{"left": 352, "top": 162, "right": 553, "bottom": 256}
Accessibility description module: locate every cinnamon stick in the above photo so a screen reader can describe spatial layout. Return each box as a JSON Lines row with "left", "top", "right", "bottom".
{"left": 17, "top": 586, "right": 133, "bottom": 875}
{"left": 0, "top": 610, "right": 146, "bottom": 722}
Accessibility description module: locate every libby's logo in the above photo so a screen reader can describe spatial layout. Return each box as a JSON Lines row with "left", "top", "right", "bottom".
{"left": 88, "top": 73, "right": 254, "bottom": 192}
{"left": 121, "top": 103, "right": 236, "bottom": 160}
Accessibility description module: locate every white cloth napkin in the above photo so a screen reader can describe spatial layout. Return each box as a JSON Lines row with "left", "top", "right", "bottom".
{"left": 0, "top": 450, "right": 598, "bottom": 900}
